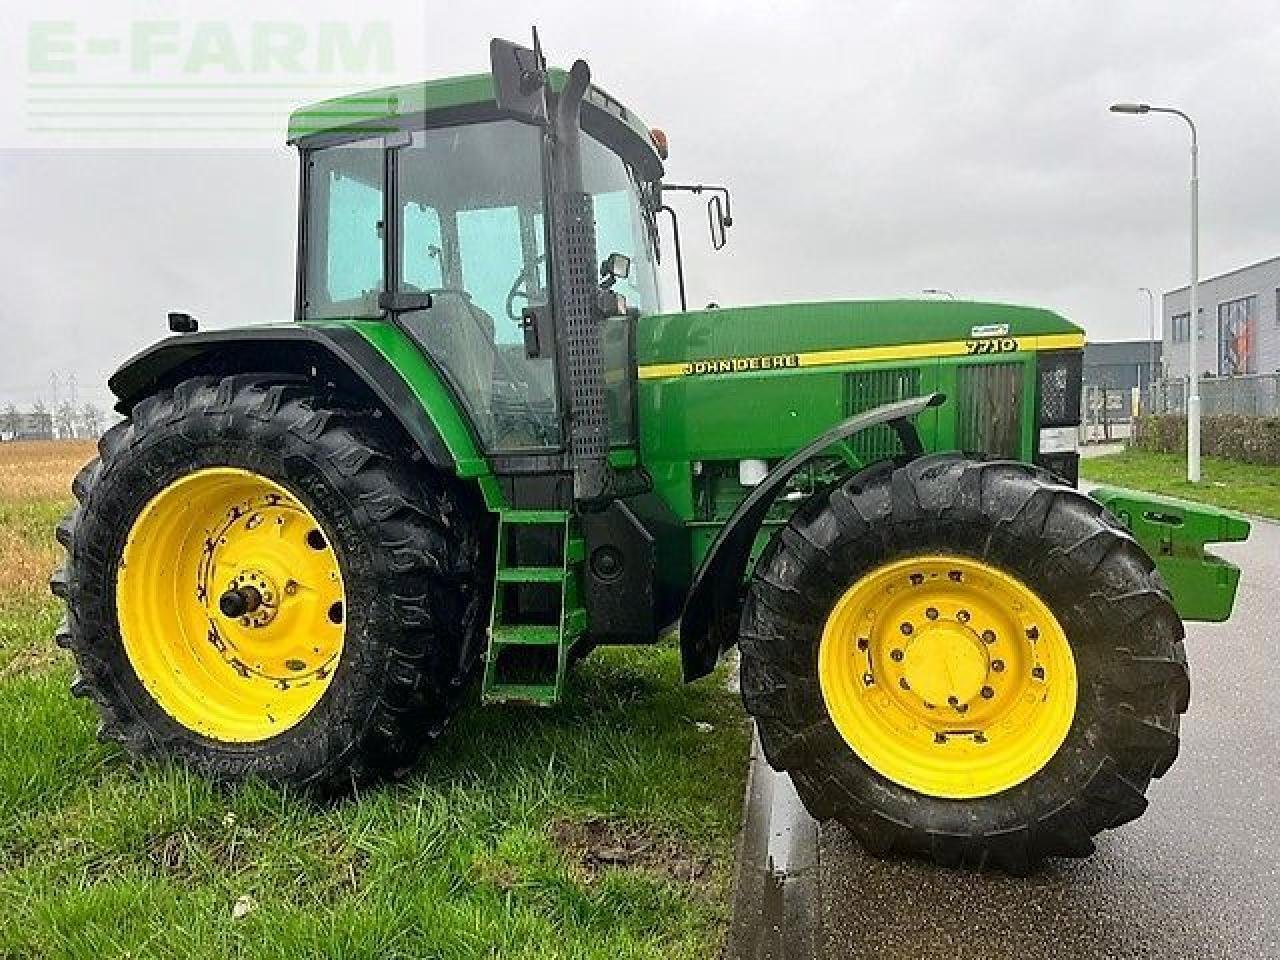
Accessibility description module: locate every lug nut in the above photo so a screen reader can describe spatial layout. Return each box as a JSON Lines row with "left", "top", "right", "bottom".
{"left": 925, "top": 607, "right": 939, "bottom": 621}
{"left": 980, "top": 685, "right": 995, "bottom": 699}
{"left": 900, "top": 622, "right": 914, "bottom": 636}
{"left": 862, "top": 672, "right": 875, "bottom": 686}
{"left": 1031, "top": 665, "right": 1045, "bottom": 680}
{"left": 991, "top": 659, "right": 1005, "bottom": 673}
{"left": 947, "top": 695, "right": 959, "bottom": 706}
{"left": 857, "top": 636, "right": 869, "bottom": 651}
{"left": 1026, "top": 625, "right": 1040, "bottom": 640}
{"left": 982, "top": 629, "right": 996, "bottom": 644}
{"left": 890, "top": 648, "right": 905, "bottom": 662}
{"left": 956, "top": 610, "right": 971, "bottom": 623}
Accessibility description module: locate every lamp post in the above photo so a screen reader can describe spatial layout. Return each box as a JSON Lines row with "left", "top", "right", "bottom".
{"left": 1111, "top": 102, "right": 1200, "bottom": 482}
{"left": 1138, "top": 285, "right": 1157, "bottom": 392}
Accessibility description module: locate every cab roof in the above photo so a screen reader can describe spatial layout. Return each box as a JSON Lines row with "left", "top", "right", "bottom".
{"left": 287, "top": 69, "right": 657, "bottom": 156}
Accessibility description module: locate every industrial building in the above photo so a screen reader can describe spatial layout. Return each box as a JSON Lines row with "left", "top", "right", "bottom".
{"left": 1162, "top": 255, "right": 1280, "bottom": 378}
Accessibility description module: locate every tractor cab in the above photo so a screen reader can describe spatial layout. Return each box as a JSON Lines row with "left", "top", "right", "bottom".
{"left": 291, "top": 58, "right": 666, "bottom": 479}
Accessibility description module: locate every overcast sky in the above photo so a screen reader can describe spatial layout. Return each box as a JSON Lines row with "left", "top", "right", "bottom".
{"left": 2, "top": 0, "right": 1278, "bottom": 411}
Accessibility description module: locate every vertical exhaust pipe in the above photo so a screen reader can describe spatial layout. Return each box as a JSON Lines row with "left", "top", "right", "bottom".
{"left": 550, "top": 61, "right": 611, "bottom": 503}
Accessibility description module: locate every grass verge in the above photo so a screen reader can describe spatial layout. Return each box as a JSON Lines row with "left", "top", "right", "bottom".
{"left": 1081, "top": 449, "right": 1280, "bottom": 520}
{"left": 0, "top": 441, "right": 753, "bottom": 959}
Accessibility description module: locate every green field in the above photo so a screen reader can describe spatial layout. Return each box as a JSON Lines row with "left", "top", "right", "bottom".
{"left": 1082, "top": 449, "right": 1280, "bottom": 521}
{"left": 0, "top": 442, "right": 750, "bottom": 960}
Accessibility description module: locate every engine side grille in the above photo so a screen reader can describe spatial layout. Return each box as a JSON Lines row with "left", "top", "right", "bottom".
{"left": 842, "top": 367, "right": 921, "bottom": 463}
{"left": 1037, "top": 350, "right": 1084, "bottom": 427}
{"left": 956, "top": 362, "right": 1023, "bottom": 458}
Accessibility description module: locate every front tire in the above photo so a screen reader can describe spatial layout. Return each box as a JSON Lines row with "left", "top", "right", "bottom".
{"left": 739, "top": 454, "right": 1187, "bottom": 871}
{"left": 52, "top": 375, "right": 486, "bottom": 792}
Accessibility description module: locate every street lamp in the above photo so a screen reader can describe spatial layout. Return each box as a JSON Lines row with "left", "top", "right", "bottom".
{"left": 1138, "top": 286, "right": 1157, "bottom": 390}
{"left": 1110, "top": 102, "right": 1200, "bottom": 482}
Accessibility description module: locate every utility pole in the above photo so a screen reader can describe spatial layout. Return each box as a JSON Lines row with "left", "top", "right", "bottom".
{"left": 1110, "top": 103, "right": 1201, "bottom": 482}
{"left": 1138, "top": 287, "right": 1157, "bottom": 394}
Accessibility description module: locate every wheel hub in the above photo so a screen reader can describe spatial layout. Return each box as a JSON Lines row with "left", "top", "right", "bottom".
{"left": 899, "top": 622, "right": 988, "bottom": 708}
{"left": 220, "top": 569, "right": 279, "bottom": 628}
{"left": 116, "top": 468, "right": 346, "bottom": 743}
{"left": 818, "top": 554, "right": 1077, "bottom": 799}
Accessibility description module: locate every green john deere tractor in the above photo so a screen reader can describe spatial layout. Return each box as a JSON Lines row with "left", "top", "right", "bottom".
{"left": 53, "top": 35, "right": 1250, "bottom": 871}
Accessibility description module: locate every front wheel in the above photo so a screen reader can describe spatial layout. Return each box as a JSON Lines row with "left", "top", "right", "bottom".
{"left": 52, "top": 376, "right": 487, "bottom": 792}
{"left": 739, "top": 454, "right": 1188, "bottom": 872}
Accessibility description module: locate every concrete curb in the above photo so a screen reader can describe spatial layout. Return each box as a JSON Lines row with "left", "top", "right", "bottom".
{"left": 726, "top": 726, "right": 821, "bottom": 960}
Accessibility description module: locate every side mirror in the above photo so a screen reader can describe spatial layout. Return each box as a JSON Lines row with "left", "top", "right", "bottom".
{"left": 709, "top": 194, "right": 730, "bottom": 250}
{"left": 600, "top": 252, "right": 631, "bottom": 283}
{"left": 490, "top": 37, "right": 548, "bottom": 124}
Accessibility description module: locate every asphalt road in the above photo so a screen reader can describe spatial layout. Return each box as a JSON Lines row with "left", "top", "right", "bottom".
{"left": 733, "top": 516, "right": 1280, "bottom": 960}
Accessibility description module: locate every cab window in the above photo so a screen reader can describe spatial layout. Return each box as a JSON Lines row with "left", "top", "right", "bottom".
{"left": 303, "top": 138, "right": 384, "bottom": 319}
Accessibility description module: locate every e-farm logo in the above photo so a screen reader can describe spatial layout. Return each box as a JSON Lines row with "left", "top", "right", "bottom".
{"left": 20, "top": 14, "right": 404, "bottom": 147}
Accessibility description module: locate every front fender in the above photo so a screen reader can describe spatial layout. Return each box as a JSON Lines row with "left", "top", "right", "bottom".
{"left": 679, "top": 393, "right": 946, "bottom": 681}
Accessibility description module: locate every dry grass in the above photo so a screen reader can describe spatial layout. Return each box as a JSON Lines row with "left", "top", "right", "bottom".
{"left": 0, "top": 440, "right": 93, "bottom": 599}
{"left": 0, "top": 440, "right": 96, "bottom": 504}
{"left": 0, "top": 525, "right": 58, "bottom": 599}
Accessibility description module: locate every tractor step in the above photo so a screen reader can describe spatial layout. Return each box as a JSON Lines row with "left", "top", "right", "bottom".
{"left": 500, "top": 509, "right": 571, "bottom": 525}
{"left": 496, "top": 567, "right": 565, "bottom": 583}
{"left": 482, "top": 508, "right": 585, "bottom": 706}
{"left": 490, "top": 625, "right": 561, "bottom": 646}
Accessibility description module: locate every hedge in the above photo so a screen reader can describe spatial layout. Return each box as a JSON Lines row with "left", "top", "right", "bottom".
{"left": 1133, "top": 414, "right": 1280, "bottom": 466}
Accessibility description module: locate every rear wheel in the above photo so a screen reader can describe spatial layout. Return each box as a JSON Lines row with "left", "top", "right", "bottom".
{"left": 52, "top": 376, "right": 486, "bottom": 792}
{"left": 739, "top": 454, "right": 1187, "bottom": 871}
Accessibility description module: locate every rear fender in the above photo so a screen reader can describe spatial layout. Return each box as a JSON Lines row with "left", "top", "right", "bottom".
{"left": 109, "top": 324, "right": 480, "bottom": 474}
{"left": 679, "top": 393, "right": 946, "bottom": 681}
{"left": 1090, "top": 486, "right": 1251, "bottom": 622}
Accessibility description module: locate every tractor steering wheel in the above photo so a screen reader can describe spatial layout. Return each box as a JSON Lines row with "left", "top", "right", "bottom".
{"left": 505, "top": 256, "right": 546, "bottom": 323}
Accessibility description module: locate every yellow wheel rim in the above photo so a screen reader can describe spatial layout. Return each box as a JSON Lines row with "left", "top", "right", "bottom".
{"left": 116, "top": 468, "right": 346, "bottom": 743}
{"left": 818, "top": 555, "right": 1076, "bottom": 799}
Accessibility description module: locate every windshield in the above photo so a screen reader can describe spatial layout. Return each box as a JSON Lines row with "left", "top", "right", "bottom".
{"left": 582, "top": 135, "right": 657, "bottom": 445}
{"left": 582, "top": 135, "right": 659, "bottom": 314}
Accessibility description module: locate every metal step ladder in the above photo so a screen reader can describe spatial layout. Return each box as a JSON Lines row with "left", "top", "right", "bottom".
{"left": 482, "top": 509, "right": 586, "bottom": 705}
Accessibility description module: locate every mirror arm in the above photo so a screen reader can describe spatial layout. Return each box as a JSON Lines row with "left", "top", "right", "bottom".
{"left": 658, "top": 205, "right": 688, "bottom": 311}
{"left": 661, "top": 182, "right": 733, "bottom": 250}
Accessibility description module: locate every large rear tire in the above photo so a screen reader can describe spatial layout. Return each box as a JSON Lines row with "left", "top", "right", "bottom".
{"left": 739, "top": 454, "right": 1187, "bottom": 871}
{"left": 52, "top": 375, "right": 487, "bottom": 793}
